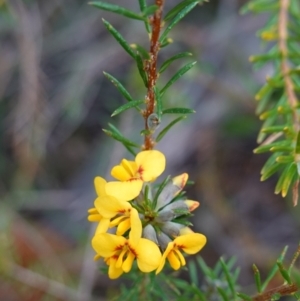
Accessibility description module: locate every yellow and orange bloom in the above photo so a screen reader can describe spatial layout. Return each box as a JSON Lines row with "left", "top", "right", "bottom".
{"left": 105, "top": 150, "right": 166, "bottom": 200}
{"left": 89, "top": 151, "right": 207, "bottom": 278}
{"left": 156, "top": 233, "right": 207, "bottom": 274}
{"left": 92, "top": 209, "right": 162, "bottom": 279}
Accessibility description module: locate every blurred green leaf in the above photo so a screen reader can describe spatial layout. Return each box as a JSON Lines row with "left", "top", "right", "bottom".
{"left": 111, "top": 100, "right": 144, "bottom": 116}
{"left": 142, "top": 5, "right": 158, "bottom": 16}
{"left": 103, "top": 19, "right": 137, "bottom": 59}
{"left": 159, "top": 52, "right": 193, "bottom": 74}
{"left": 162, "top": 107, "right": 195, "bottom": 114}
{"left": 160, "top": 61, "right": 197, "bottom": 97}
{"left": 164, "top": 0, "right": 204, "bottom": 22}
{"left": 160, "top": 2, "right": 199, "bottom": 42}
{"left": 281, "top": 163, "right": 297, "bottom": 197}
{"left": 274, "top": 163, "right": 293, "bottom": 193}
{"left": 156, "top": 116, "right": 186, "bottom": 142}
{"left": 136, "top": 53, "right": 148, "bottom": 87}
{"left": 131, "top": 43, "right": 150, "bottom": 59}
{"left": 253, "top": 264, "right": 262, "bottom": 293}
{"left": 103, "top": 123, "right": 140, "bottom": 147}
{"left": 220, "top": 257, "right": 236, "bottom": 299}
{"left": 154, "top": 86, "right": 163, "bottom": 119}
{"left": 90, "top": 2, "right": 145, "bottom": 20}
{"left": 103, "top": 71, "right": 133, "bottom": 102}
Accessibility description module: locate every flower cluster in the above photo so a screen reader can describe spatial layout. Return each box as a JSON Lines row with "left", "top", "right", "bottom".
{"left": 88, "top": 150, "right": 207, "bottom": 279}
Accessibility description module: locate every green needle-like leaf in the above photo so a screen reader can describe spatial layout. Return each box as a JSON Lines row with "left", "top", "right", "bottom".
{"left": 277, "top": 261, "right": 292, "bottom": 284}
{"left": 159, "top": 52, "right": 193, "bottom": 74}
{"left": 104, "top": 123, "right": 140, "bottom": 147}
{"left": 102, "top": 19, "right": 137, "bottom": 59}
{"left": 142, "top": 5, "right": 158, "bottom": 16}
{"left": 281, "top": 163, "right": 297, "bottom": 197}
{"left": 111, "top": 100, "right": 144, "bottom": 117}
{"left": 136, "top": 52, "right": 148, "bottom": 87}
{"left": 261, "top": 162, "right": 282, "bottom": 181}
{"left": 138, "top": 0, "right": 151, "bottom": 32}
{"left": 220, "top": 257, "right": 236, "bottom": 299}
{"left": 160, "top": 61, "right": 197, "bottom": 97}
{"left": 274, "top": 163, "right": 293, "bottom": 194}
{"left": 103, "top": 71, "right": 133, "bottom": 102}
{"left": 90, "top": 2, "right": 145, "bottom": 20}
{"left": 163, "top": 107, "right": 195, "bottom": 114}
{"left": 154, "top": 86, "right": 162, "bottom": 119}
{"left": 130, "top": 43, "right": 150, "bottom": 59}
{"left": 164, "top": 0, "right": 204, "bottom": 22}
{"left": 160, "top": 2, "right": 199, "bottom": 43}
{"left": 252, "top": 264, "right": 262, "bottom": 293}
{"left": 156, "top": 116, "right": 186, "bottom": 142}
{"left": 217, "top": 287, "right": 230, "bottom": 301}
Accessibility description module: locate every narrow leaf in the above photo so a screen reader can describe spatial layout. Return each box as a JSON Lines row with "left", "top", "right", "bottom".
{"left": 104, "top": 123, "right": 140, "bottom": 147}
{"left": 159, "top": 52, "right": 193, "bottom": 74}
{"left": 156, "top": 116, "right": 186, "bottom": 142}
{"left": 277, "top": 261, "right": 292, "bottom": 284}
{"left": 153, "top": 176, "right": 171, "bottom": 210}
{"left": 138, "top": 0, "right": 151, "bottom": 32}
{"left": 160, "top": 2, "right": 199, "bottom": 42}
{"left": 163, "top": 107, "right": 195, "bottom": 114}
{"left": 136, "top": 52, "right": 148, "bottom": 87}
{"left": 142, "top": 5, "right": 158, "bottom": 16}
{"left": 164, "top": 0, "right": 203, "bottom": 22}
{"left": 261, "top": 162, "right": 282, "bottom": 181}
{"left": 130, "top": 43, "right": 150, "bottom": 59}
{"left": 274, "top": 163, "right": 293, "bottom": 194}
{"left": 90, "top": 2, "right": 145, "bottom": 20}
{"left": 254, "top": 141, "right": 290, "bottom": 154}
{"left": 103, "top": 71, "right": 133, "bottom": 102}
{"left": 276, "top": 155, "right": 294, "bottom": 163}
{"left": 281, "top": 163, "right": 297, "bottom": 197}
{"left": 220, "top": 257, "right": 236, "bottom": 298}
{"left": 102, "top": 19, "right": 137, "bottom": 59}
{"left": 296, "top": 131, "right": 300, "bottom": 154}
{"left": 216, "top": 287, "right": 230, "bottom": 301}
{"left": 253, "top": 264, "right": 262, "bottom": 293}
{"left": 160, "top": 61, "right": 197, "bottom": 97}
{"left": 111, "top": 100, "right": 144, "bottom": 116}
{"left": 154, "top": 86, "right": 162, "bottom": 119}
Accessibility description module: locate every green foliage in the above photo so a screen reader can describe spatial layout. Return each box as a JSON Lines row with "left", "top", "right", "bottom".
{"left": 243, "top": 0, "right": 300, "bottom": 202}
{"left": 92, "top": 1, "right": 198, "bottom": 150}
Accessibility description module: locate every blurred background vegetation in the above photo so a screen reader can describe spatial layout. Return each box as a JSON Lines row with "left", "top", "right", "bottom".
{"left": 0, "top": 0, "right": 299, "bottom": 300}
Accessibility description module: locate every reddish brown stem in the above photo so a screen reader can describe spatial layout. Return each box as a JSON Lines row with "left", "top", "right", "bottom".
{"left": 143, "top": 0, "right": 164, "bottom": 150}
{"left": 252, "top": 283, "right": 298, "bottom": 301}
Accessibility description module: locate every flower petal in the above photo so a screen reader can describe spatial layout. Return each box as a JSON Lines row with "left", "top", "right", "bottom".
{"left": 136, "top": 238, "right": 162, "bottom": 272}
{"left": 129, "top": 208, "right": 142, "bottom": 247}
{"left": 92, "top": 233, "right": 126, "bottom": 258}
{"left": 94, "top": 177, "right": 107, "bottom": 197}
{"left": 135, "top": 150, "right": 165, "bottom": 181}
{"left": 106, "top": 180, "right": 143, "bottom": 201}
{"left": 156, "top": 241, "right": 174, "bottom": 274}
{"left": 175, "top": 233, "right": 207, "bottom": 254}
{"left": 94, "top": 195, "right": 131, "bottom": 218}
{"left": 167, "top": 250, "right": 181, "bottom": 270}
{"left": 122, "top": 251, "right": 135, "bottom": 273}
{"left": 111, "top": 159, "right": 136, "bottom": 181}
{"left": 116, "top": 218, "right": 131, "bottom": 236}
{"left": 108, "top": 257, "right": 124, "bottom": 279}
{"left": 95, "top": 218, "right": 110, "bottom": 234}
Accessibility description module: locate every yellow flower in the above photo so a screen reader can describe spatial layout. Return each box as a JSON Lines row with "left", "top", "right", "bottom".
{"left": 92, "top": 209, "right": 162, "bottom": 279}
{"left": 156, "top": 233, "right": 207, "bottom": 274}
{"left": 94, "top": 178, "right": 140, "bottom": 235}
{"left": 105, "top": 150, "right": 166, "bottom": 200}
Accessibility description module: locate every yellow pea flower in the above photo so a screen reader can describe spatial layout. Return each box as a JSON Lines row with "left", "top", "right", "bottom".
{"left": 92, "top": 209, "right": 162, "bottom": 279}
{"left": 105, "top": 150, "right": 166, "bottom": 200}
{"left": 156, "top": 233, "right": 207, "bottom": 274}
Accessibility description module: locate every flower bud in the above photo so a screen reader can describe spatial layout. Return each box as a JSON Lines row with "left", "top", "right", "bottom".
{"left": 184, "top": 200, "right": 200, "bottom": 212}
{"left": 157, "top": 231, "right": 172, "bottom": 250}
{"left": 161, "top": 222, "right": 183, "bottom": 237}
{"left": 142, "top": 224, "right": 158, "bottom": 244}
{"left": 155, "top": 210, "right": 176, "bottom": 223}
{"left": 155, "top": 173, "right": 188, "bottom": 210}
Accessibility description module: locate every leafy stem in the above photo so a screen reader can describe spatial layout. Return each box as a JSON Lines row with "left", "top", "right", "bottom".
{"left": 278, "top": 0, "right": 299, "bottom": 126}
{"left": 143, "top": 0, "right": 164, "bottom": 150}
